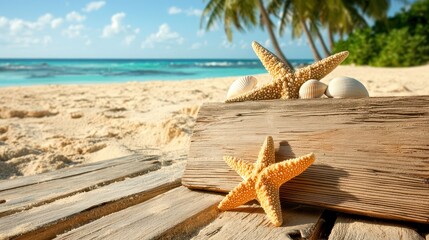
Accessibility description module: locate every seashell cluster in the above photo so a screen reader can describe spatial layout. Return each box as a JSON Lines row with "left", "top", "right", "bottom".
{"left": 226, "top": 76, "right": 258, "bottom": 100}
{"left": 298, "top": 76, "right": 369, "bottom": 99}
{"left": 299, "top": 79, "right": 328, "bottom": 99}
{"left": 325, "top": 77, "right": 369, "bottom": 98}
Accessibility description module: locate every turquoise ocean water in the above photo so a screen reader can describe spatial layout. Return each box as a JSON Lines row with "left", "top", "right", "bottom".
{"left": 0, "top": 59, "right": 312, "bottom": 87}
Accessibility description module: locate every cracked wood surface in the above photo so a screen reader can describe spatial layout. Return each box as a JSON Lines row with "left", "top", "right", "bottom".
{"left": 183, "top": 97, "right": 429, "bottom": 224}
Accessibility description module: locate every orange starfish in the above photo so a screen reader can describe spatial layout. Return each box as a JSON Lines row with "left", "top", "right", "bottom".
{"left": 218, "top": 136, "right": 315, "bottom": 226}
{"left": 225, "top": 41, "right": 349, "bottom": 102}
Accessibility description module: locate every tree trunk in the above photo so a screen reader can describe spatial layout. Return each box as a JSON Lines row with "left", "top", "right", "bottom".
{"left": 301, "top": 19, "right": 322, "bottom": 61}
{"left": 328, "top": 27, "right": 334, "bottom": 52}
{"left": 312, "top": 21, "right": 330, "bottom": 57}
{"left": 257, "top": 0, "right": 294, "bottom": 70}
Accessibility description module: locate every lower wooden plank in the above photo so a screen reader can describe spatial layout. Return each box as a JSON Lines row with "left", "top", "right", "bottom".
{"left": 0, "top": 162, "right": 185, "bottom": 240}
{"left": 328, "top": 215, "right": 424, "bottom": 240}
{"left": 0, "top": 155, "right": 160, "bottom": 217}
{"left": 55, "top": 186, "right": 223, "bottom": 240}
{"left": 0, "top": 154, "right": 157, "bottom": 191}
{"left": 192, "top": 203, "right": 323, "bottom": 240}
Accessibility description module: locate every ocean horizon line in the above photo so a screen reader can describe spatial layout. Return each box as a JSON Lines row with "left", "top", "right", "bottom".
{"left": 0, "top": 57, "right": 313, "bottom": 61}
{"left": 0, "top": 58, "right": 313, "bottom": 87}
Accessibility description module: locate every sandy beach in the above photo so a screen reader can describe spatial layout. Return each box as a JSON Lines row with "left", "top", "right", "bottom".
{"left": 1, "top": 64, "right": 428, "bottom": 179}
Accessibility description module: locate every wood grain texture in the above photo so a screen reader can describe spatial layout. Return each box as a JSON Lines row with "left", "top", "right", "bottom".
{"left": 0, "top": 155, "right": 160, "bottom": 217}
{"left": 0, "top": 162, "right": 184, "bottom": 240}
{"left": 55, "top": 186, "right": 223, "bottom": 240}
{"left": 182, "top": 96, "right": 429, "bottom": 224}
{"left": 328, "top": 215, "right": 424, "bottom": 240}
{"left": 192, "top": 204, "right": 323, "bottom": 240}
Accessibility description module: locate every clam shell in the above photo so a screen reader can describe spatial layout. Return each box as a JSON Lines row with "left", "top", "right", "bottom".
{"left": 226, "top": 76, "right": 258, "bottom": 99}
{"left": 299, "top": 79, "right": 328, "bottom": 99}
{"left": 325, "top": 77, "right": 369, "bottom": 98}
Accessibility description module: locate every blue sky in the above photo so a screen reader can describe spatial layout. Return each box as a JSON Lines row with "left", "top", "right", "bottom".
{"left": 0, "top": 0, "right": 412, "bottom": 59}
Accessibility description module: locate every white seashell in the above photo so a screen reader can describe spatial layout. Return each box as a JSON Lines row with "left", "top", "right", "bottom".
{"left": 299, "top": 79, "right": 328, "bottom": 99}
{"left": 325, "top": 77, "right": 369, "bottom": 98}
{"left": 226, "top": 76, "right": 258, "bottom": 99}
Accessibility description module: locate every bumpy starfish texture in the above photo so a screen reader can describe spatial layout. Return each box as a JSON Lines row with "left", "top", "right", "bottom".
{"left": 225, "top": 41, "right": 349, "bottom": 102}
{"left": 218, "top": 136, "right": 315, "bottom": 226}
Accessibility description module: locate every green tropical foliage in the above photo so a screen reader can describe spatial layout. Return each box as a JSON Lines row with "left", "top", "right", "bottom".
{"left": 267, "top": 0, "right": 390, "bottom": 61}
{"left": 333, "top": 0, "right": 429, "bottom": 67}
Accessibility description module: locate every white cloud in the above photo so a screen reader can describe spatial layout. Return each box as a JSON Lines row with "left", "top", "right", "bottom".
{"left": 141, "top": 23, "right": 184, "bottom": 49}
{"left": 168, "top": 6, "right": 182, "bottom": 15}
{"left": 186, "top": 8, "right": 202, "bottom": 16}
{"left": 0, "top": 16, "right": 8, "bottom": 28}
{"left": 51, "top": 18, "right": 63, "bottom": 29}
{"left": 66, "top": 11, "right": 86, "bottom": 22}
{"left": 190, "top": 40, "right": 207, "bottom": 50}
{"left": 0, "top": 14, "right": 62, "bottom": 47}
{"left": 83, "top": 1, "right": 106, "bottom": 12}
{"left": 9, "top": 19, "right": 25, "bottom": 34}
{"left": 37, "top": 14, "right": 53, "bottom": 26}
{"left": 62, "top": 24, "right": 84, "bottom": 38}
{"left": 123, "top": 35, "right": 135, "bottom": 45}
{"left": 102, "top": 12, "right": 125, "bottom": 37}
{"left": 264, "top": 39, "right": 271, "bottom": 48}
{"left": 134, "top": 28, "right": 140, "bottom": 34}
{"left": 4, "top": 13, "right": 60, "bottom": 34}
{"left": 85, "top": 39, "right": 92, "bottom": 46}
{"left": 168, "top": 6, "right": 202, "bottom": 16}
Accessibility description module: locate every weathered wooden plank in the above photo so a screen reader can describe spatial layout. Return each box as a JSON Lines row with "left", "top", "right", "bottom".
{"left": 55, "top": 186, "right": 223, "bottom": 240}
{"left": 192, "top": 203, "right": 323, "bottom": 240}
{"left": 0, "top": 155, "right": 160, "bottom": 217}
{"left": 328, "top": 215, "right": 424, "bottom": 240}
{"left": 182, "top": 96, "right": 429, "bottom": 224}
{"left": 0, "top": 162, "right": 185, "bottom": 240}
{"left": 0, "top": 154, "right": 157, "bottom": 191}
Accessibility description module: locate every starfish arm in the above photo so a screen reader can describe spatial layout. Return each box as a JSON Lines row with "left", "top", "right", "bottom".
{"left": 255, "top": 182, "right": 283, "bottom": 227}
{"left": 252, "top": 41, "right": 293, "bottom": 79}
{"left": 225, "top": 80, "right": 283, "bottom": 103}
{"left": 218, "top": 178, "right": 257, "bottom": 211}
{"left": 223, "top": 156, "right": 254, "bottom": 179}
{"left": 259, "top": 153, "right": 315, "bottom": 188}
{"left": 253, "top": 136, "right": 276, "bottom": 174}
{"left": 295, "top": 51, "right": 349, "bottom": 81}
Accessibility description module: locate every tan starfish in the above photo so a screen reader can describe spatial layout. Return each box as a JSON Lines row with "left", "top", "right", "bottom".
{"left": 218, "top": 136, "right": 315, "bottom": 226}
{"left": 225, "top": 41, "right": 349, "bottom": 102}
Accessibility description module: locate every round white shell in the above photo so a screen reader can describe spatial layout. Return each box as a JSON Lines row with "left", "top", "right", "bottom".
{"left": 299, "top": 79, "right": 328, "bottom": 99}
{"left": 226, "top": 76, "right": 258, "bottom": 99}
{"left": 325, "top": 77, "right": 369, "bottom": 98}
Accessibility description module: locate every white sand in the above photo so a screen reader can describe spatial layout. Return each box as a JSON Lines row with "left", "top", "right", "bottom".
{"left": 0, "top": 64, "right": 428, "bottom": 179}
